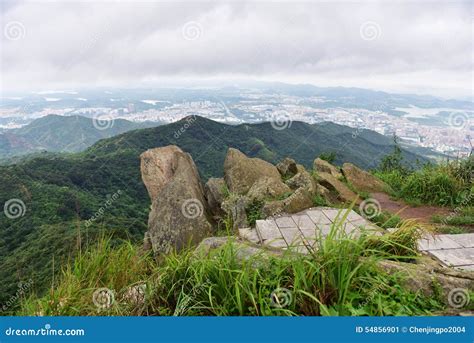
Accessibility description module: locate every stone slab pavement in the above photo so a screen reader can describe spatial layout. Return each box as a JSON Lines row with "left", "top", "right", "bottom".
{"left": 239, "top": 207, "right": 474, "bottom": 271}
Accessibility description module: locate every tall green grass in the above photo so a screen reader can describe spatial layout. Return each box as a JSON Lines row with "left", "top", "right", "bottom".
{"left": 19, "top": 216, "right": 443, "bottom": 316}
{"left": 375, "top": 158, "right": 473, "bottom": 207}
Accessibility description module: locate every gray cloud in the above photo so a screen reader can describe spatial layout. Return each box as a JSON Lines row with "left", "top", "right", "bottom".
{"left": 0, "top": 0, "right": 472, "bottom": 98}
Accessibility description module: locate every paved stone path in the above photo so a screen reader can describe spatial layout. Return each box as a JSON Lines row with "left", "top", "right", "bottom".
{"left": 239, "top": 207, "right": 474, "bottom": 271}
{"left": 419, "top": 234, "right": 474, "bottom": 271}
{"left": 239, "top": 207, "right": 381, "bottom": 254}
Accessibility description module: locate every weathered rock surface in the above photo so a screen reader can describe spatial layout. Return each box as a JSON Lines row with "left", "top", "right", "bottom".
{"left": 342, "top": 163, "right": 387, "bottom": 193}
{"left": 285, "top": 165, "right": 317, "bottom": 194}
{"left": 141, "top": 145, "right": 183, "bottom": 201}
{"left": 317, "top": 172, "right": 360, "bottom": 204}
{"left": 222, "top": 194, "right": 248, "bottom": 231}
{"left": 141, "top": 146, "right": 214, "bottom": 255}
{"left": 194, "top": 236, "right": 282, "bottom": 262}
{"left": 276, "top": 158, "right": 298, "bottom": 179}
{"left": 247, "top": 177, "right": 291, "bottom": 202}
{"left": 313, "top": 158, "right": 342, "bottom": 179}
{"left": 377, "top": 258, "right": 474, "bottom": 300}
{"left": 224, "top": 148, "right": 282, "bottom": 195}
{"left": 262, "top": 187, "right": 313, "bottom": 217}
{"left": 204, "top": 178, "right": 226, "bottom": 217}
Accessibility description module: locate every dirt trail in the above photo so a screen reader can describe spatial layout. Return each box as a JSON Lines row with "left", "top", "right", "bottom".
{"left": 371, "top": 192, "right": 452, "bottom": 224}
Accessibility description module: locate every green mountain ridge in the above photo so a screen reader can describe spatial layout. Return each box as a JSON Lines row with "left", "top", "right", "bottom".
{"left": 0, "top": 115, "right": 428, "bottom": 307}
{"left": 0, "top": 114, "right": 158, "bottom": 158}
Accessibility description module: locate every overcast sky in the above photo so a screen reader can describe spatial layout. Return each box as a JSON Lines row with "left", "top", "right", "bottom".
{"left": 0, "top": 0, "right": 472, "bottom": 99}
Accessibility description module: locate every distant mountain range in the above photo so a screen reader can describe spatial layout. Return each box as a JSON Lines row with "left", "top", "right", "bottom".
{"left": 0, "top": 115, "right": 430, "bottom": 305}
{"left": 2, "top": 83, "right": 472, "bottom": 114}
{"left": 0, "top": 114, "right": 159, "bottom": 158}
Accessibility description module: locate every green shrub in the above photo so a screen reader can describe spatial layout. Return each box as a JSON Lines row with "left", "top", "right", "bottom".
{"left": 318, "top": 152, "right": 337, "bottom": 164}
{"left": 376, "top": 155, "right": 473, "bottom": 207}
{"left": 400, "top": 167, "right": 460, "bottom": 206}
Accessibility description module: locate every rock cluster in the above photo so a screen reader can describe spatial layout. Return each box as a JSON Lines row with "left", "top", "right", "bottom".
{"left": 141, "top": 146, "right": 387, "bottom": 255}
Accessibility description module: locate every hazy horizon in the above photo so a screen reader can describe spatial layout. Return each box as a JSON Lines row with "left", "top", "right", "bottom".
{"left": 1, "top": 0, "right": 472, "bottom": 98}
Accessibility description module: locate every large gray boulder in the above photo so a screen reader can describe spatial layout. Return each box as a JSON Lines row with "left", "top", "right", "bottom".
{"left": 224, "top": 148, "right": 282, "bottom": 195}
{"left": 141, "top": 146, "right": 214, "bottom": 255}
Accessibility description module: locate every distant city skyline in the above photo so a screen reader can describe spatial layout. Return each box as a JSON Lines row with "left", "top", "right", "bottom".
{"left": 1, "top": 0, "right": 473, "bottom": 98}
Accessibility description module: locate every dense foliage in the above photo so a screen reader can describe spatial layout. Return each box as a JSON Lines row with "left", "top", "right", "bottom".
{"left": 0, "top": 114, "right": 157, "bottom": 158}
{"left": 376, "top": 146, "right": 473, "bottom": 207}
{"left": 0, "top": 116, "right": 427, "bottom": 306}
{"left": 20, "top": 218, "right": 446, "bottom": 316}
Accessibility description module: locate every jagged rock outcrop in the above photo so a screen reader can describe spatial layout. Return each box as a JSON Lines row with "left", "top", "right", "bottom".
{"left": 141, "top": 146, "right": 214, "bottom": 255}
{"left": 276, "top": 158, "right": 298, "bottom": 179}
{"left": 313, "top": 158, "right": 342, "bottom": 179}
{"left": 224, "top": 148, "right": 282, "bottom": 195}
{"left": 317, "top": 172, "right": 360, "bottom": 204}
{"left": 342, "top": 163, "right": 387, "bottom": 193}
